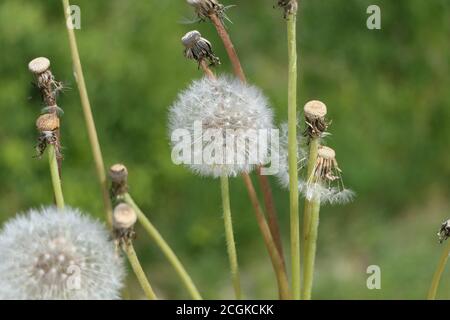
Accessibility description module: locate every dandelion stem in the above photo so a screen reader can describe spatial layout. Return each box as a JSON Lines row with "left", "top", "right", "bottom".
{"left": 242, "top": 173, "right": 291, "bottom": 299}
{"left": 286, "top": 9, "right": 301, "bottom": 299}
{"left": 124, "top": 242, "right": 157, "bottom": 300}
{"left": 301, "top": 137, "right": 320, "bottom": 299}
{"left": 62, "top": 0, "right": 112, "bottom": 226}
{"left": 197, "top": 62, "right": 288, "bottom": 298}
{"left": 205, "top": 17, "right": 287, "bottom": 273}
{"left": 302, "top": 198, "right": 320, "bottom": 300}
{"left": 220, "top": 175, "right": 242, "bottom": 299}
{"left": 123, "top": 193, "right": 203, "bottom": 300}
{"left": 209, "top": 13, "right": 246, "bottom": 83}
{"left": 428, "top": 240, "right": 450, "bottom": 299}
{"left": 48, "top": 144, "right": 64, "bottom": 209}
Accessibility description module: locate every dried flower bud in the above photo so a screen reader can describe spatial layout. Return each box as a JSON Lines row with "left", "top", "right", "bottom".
{"left": 187, "top": 0, "right": 224, "bottom": 20}
{"left": 438, "top": 219, "right": 450, "bottom": 243}
{"left": 277, "top": 0, "right": 298, "bottom": 18}
{"left": 182, "top": 30, "right": 220, "bottom": 66}
{"left": 36, "top": 113, "right": 60, "bottom": 132}
{"left": 109, "top": 163, "right": 129, "bottom": 196}
{"left": 28, "top": 57, "right": 51, "bottom": 74}
{"left": 113, "top": 203, "right": 137, "bottom": 230}
{"left": 304, "top": 100, "right": 329, "bottom": 138}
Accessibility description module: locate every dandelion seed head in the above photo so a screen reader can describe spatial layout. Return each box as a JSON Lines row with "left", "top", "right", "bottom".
{"left": 169, "top": 75, "right": 274, "bottom": 177}
{"left": 0, "top": 207, "right": 124, "bottom": 300}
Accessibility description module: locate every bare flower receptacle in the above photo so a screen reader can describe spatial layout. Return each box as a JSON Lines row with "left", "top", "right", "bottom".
{"left": 28, "top": 57, "right": 50, "bottom": 74}
{"left": 36, "top": 113, "right": 60, "bottom": 132}
{"left": 109, "top": 163, "right": 129, "bottom": 196}
{"left": 113, "top": 203, "right": 137, "bottom": 230}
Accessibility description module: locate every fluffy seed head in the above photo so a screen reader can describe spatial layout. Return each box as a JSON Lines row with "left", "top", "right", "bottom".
{"left": 113, "top": 203, "right": 137, "bottom": 230}
{"left": 169, "top": 75, "right": 274, "bottom": 177}
{"left": 0, "top": 207, "right": 124, "bottom": 300}
{"left": 36, "top": 113, "right": 59, "bottom": 132}
{"left": 28, "top": 57, "right": 50, "bottom": 74}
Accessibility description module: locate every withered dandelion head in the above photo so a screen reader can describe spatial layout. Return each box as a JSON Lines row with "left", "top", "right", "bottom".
{"left": 109, "top": 163, "right": 129, "bottom": 197}
{"left": 182, "top": 30, "right": 220, "bottom": 66}
{"left": 438, "top": 219, "right": 450, "bottom": 243}
{"left": 301, "top": 145, "right": 354, "bottom": 204}
{"left": 28, "top": 57, "right": 51, "bottom": 74}
{"left": 113, "top": 203, "right": 137, "bottom": 247}
{"left": 277, "top": 0, "right": 298, "bottom": 18}
{"left": 0, "top": 207, "right": 124, "bottom": 300}
{"left": 187, "top": 0, "right": 225, "bottom": 21}
{"left": 303, "top": 100, "right": 330, "bottom": 139}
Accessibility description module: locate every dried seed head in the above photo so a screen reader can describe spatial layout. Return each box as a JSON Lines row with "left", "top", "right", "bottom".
{"left": 113, "top": 203, "right": 137, "bottom": 230}
{"left": 28, "top": 57, "right": 50, "bottom": 74}
{"left": 36, "top": 113, "right": 60, "bottom": 132}
{"left": 182, "top": 30, "right": 220, "bottom": 66}
{"left": 300, "top": 145, "right": 354, "bottom": 204}
{"left": 187, "top": 0, "right": 224, "bottom": 21}
{"left": 109, "top": 164, "right": 129, "bottom": 196}
{"left": 303, "top": 100, "right": 329, "bottom": 138}
{"left": 317, "top": 145, "right": 335, "bottom": 160}
{"left": 438, "top": 219, "right": 450, "bottom": 243}
{"left": 277, "top": 0, "right": 298, "bottom": 18}
{"left": 304, "top": 100, "right": 327, "bottom": 119}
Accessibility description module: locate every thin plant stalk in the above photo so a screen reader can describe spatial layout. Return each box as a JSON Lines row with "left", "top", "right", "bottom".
{"left": 124, "top": 242, "right": 157, "bottom": 300}
{"left": 208, "top": 13, "right": 246, "bottom": 82}
{"left": 242, "top": 173, "right": 291, "bottom": 300}
{"left": 62, "top": 0, "right": 112, "bottom": 225}
{"left": 286, "top": 10, "right": 301, "bottom": 299}
{"left": 220, "top": 175, "right": 242, "bottom": 299}
{"left": 428, "top": 240, "right": 450, "bottom": 299}
{"left": 301, "top": 138, "right": 320, "bottom": 299}
{"left": 123, "top": 193, "right": 203, "bottom": 300}
{"left": 198, "top": 62, "right": 289, "bottom": 298}
{"left": 256, "top": 168, "right": 286, "bottom": 273}
{"left": 48, "top": 144, "right": 64, "bottom": 209}
{"left": 207, "top": 12, "right": 285, "bottom": 267}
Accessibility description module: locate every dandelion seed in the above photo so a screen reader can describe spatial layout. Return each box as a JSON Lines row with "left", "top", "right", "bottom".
{"left": 300, "top": 145, "right": 354, "bottom": 204}
{"left": 169, "top": 75, "right": 274, "bottom": 177}
{"left": 0, "top": 207, "right": 124, "bottom": 300}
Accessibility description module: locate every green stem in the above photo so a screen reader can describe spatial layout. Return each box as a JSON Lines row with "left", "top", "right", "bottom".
{"left": 287, "top": 11, "right": 300, "bottom": 300}
{"left": 428, "top": 240, "right": 450, "bottom": 299}
{"left": 124, "top": 242, "right": 157, "bottom": 300}
{"left": 220, "top": 175, "right": 242, "bottom": 299}
{"left": 123, "top": 193, "right": 203, "bottom": 300}
{"left": 48, "top": 145, "right": 64, "bottom": 209}
{"left": 302, "top": 199, "right": 320, "bottom": 300}
{"left": 302, "top": 138, "right": 320, "bottom": 299}
{"left": 62, "top": 0, "right": 112, "bottom": 226}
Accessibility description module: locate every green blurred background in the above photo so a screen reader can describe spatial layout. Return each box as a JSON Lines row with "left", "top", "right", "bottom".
{"left": 0, "top": 0, "right": 449, "bottom": 299}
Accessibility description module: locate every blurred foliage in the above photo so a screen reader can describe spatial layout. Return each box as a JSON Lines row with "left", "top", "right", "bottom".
{"left": 0, "top": 0, "right": 449, "bottom": 299}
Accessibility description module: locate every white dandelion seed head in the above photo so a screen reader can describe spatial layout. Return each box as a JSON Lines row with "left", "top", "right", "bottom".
{"left": 169, "top": 75, "right": 274, "bottom": 177}
{"left": 275, "top": 122, "right": 308, "bottom": 189}
{"left": 0, "top": 206, "right": 124, "bottom": 300}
